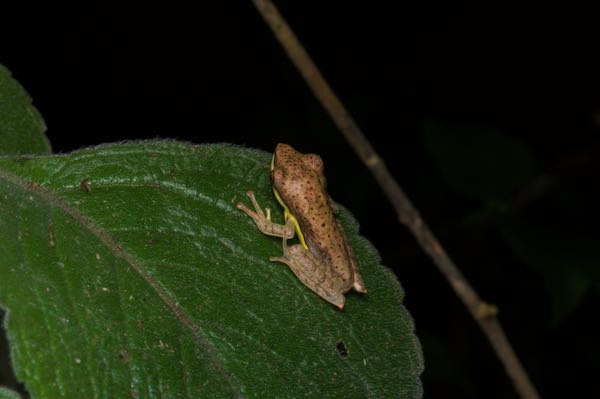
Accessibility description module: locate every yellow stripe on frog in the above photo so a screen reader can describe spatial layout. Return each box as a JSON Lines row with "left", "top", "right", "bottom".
{"left": 272, "top": 154, "right": 308, "bottom": 250}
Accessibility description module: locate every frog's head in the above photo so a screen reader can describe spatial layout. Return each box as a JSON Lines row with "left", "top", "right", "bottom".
{"left": 271, "top": 143, "right": 327, "bottom": 195}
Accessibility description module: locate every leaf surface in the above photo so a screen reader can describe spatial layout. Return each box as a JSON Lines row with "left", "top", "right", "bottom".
{"left": 501, "top": 220, "right": 599, "bottom": 324}
{"left": 0, "top": 387, "right": 21, "bottom": 399}
{"left": 424, "top": 120, "right": 536, "bottom": 203}
{"left": 0, "top": 65, "right": 51, "bottom": 155}
{"left": 0, "top": 141, "right": 423, "bottom": 398}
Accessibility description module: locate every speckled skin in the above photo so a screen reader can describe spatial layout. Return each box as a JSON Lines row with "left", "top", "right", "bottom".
{"left": 237, "top": 143, "right": 367, "bottom": 308}
{"left": 271, "top": 144, "right": 367, "bottom": 304}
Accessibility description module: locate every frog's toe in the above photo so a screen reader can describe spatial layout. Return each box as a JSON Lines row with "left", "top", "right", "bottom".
{"left": 236, "top": 202, "right": 253, "bottom": 215}
{"left": 326, "top": 294, "right": 345, "bottom": 310}
{"left": 353, "top": 280, "right": 368, "bottom": 294}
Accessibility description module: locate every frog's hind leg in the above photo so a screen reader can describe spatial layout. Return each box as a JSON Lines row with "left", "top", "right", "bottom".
{"left": 237, "top": 191, "right": 295, "bottom": 239}
{"left": 336, "top": 220, "right": 367, "bottom": 294}
{"left": 270, "top": 237, "right": 346, "bottom": 309}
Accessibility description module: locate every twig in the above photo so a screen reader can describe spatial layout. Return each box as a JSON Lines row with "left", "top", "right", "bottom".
{"left": 251, "top": 1, "right": 541, "bottom": 398}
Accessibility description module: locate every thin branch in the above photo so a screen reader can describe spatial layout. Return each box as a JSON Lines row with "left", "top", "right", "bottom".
{"left": 251, "top": 1, "right": 541, "bottom": 398}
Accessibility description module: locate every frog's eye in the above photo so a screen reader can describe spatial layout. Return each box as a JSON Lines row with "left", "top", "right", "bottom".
{"left": 303, "top": 154, "right": 323, "bottom": 171}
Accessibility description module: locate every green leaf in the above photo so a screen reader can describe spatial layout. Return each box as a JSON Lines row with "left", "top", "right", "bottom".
{"left": 0, "top": 64, "right": 51, "bottom": 155}
{"left": 500, "top": 221, "right": 598, "bottom": 324}
{"left": 423, "top": 120, "right": 537, "bottom": 203}
{"left": 0, "top": 141, "right": 423, "bottom": 398}
{"left": 0, "top": 387, "right": 21, "bottom": 399}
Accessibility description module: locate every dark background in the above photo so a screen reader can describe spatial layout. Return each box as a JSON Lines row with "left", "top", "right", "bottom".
{"left": 2, "top": 2, "right": 599, "bottom": 398}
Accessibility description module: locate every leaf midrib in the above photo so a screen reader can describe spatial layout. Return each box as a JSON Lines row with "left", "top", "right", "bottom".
{"left": 0, "top": 166, "right": 243, "bottom": 398}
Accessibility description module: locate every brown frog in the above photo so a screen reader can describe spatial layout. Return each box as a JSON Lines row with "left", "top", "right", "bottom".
{"left": 237, "top": 143, "right": 367, "bottom": 309}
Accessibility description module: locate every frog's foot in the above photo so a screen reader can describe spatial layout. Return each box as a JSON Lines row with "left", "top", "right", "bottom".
{"left": 352, "top": 278, "right": 368, "bottom": 294}
{"left": 237, "top": 191, "right": 268, "bottom": 220}
{"left": 237, "top": 191, "right": 295, "bottom": 239}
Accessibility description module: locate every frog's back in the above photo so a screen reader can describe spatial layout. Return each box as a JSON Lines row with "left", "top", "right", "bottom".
{"left": 300, "top": 202, "right": 355, "bottom": 288}
{"left": 286, "top": 176, "right": 355, "bottom": 289}
{"left": 271, "top": 143, "right": 356, "bottom": 289}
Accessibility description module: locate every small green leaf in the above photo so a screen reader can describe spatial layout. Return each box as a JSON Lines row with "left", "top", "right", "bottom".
{"left": 424, "top": 120, "right": 537, "bottom": 202}
{"left": 0, "top": 141, "right": 423, "bottom": 398}
{"left": 0, "top": 64, "right": 51, "bottom": 155}
{"left": 500, "top": 221, "right": 597, "bottom": 324}
{"left": 0, "top": 387, "right": 21, "bottom": 399}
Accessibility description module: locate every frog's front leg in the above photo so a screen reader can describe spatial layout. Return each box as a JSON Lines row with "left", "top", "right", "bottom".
{"left": 270, "top": 237, "right": 346, "bottom": 309}
{"left": 237, "top": 191, "right": 295, "bottom": 239}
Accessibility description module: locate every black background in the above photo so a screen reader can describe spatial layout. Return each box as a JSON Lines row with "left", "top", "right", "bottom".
{"left": 2, "top": 1, "right": 599, "bottom": 398}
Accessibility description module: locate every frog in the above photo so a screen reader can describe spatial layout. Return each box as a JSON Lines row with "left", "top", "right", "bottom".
{"left": 237, "top": 143, "right": 367, "bottom": 309}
